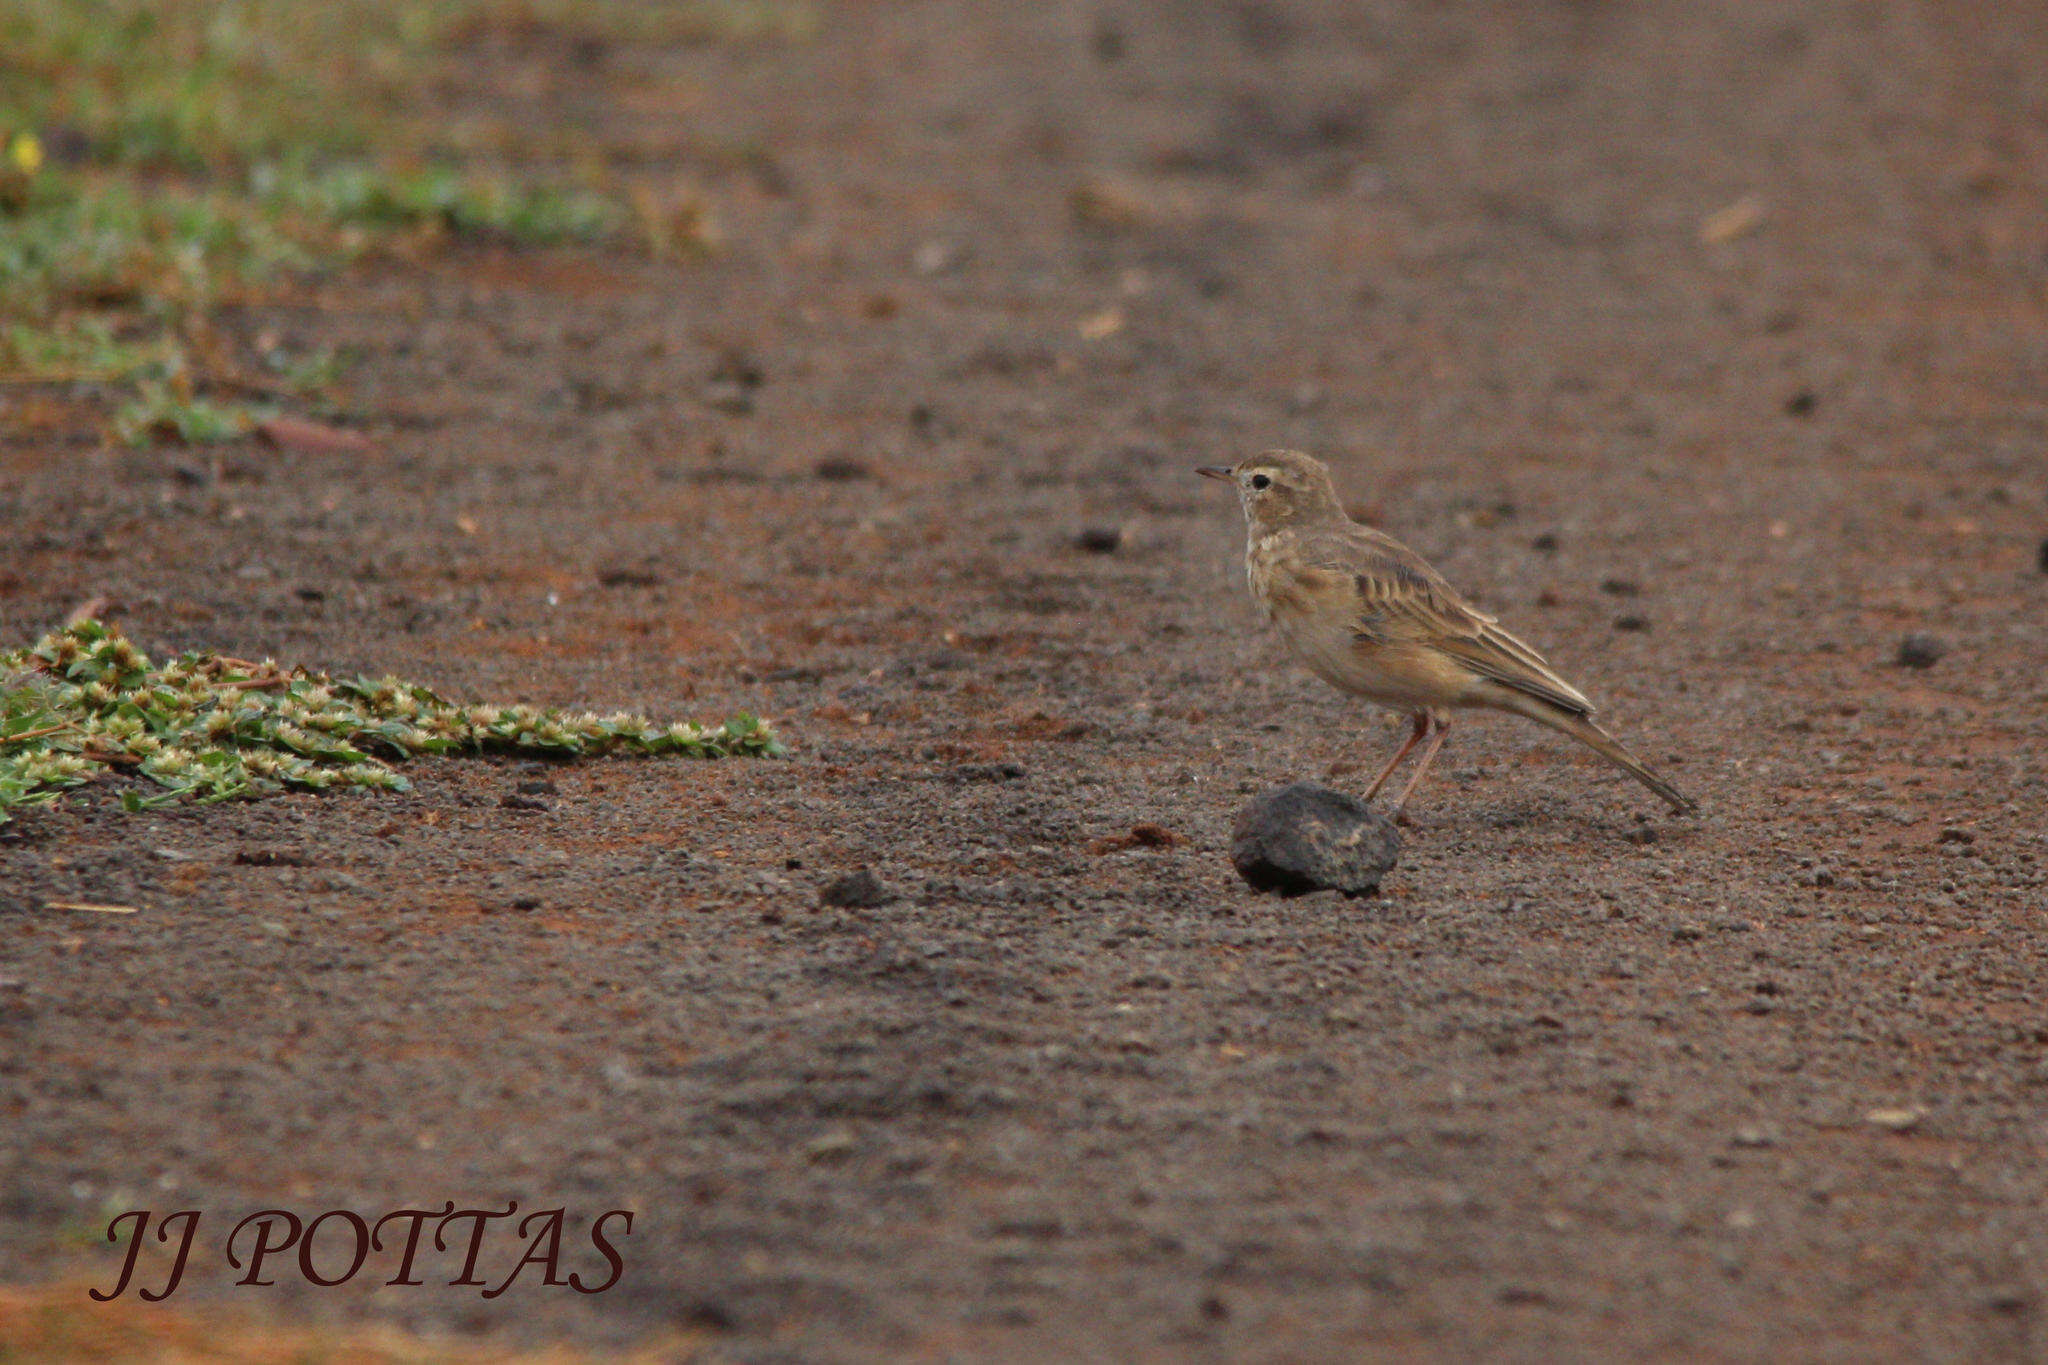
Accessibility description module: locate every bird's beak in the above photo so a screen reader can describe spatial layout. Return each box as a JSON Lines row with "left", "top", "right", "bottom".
{"left": 1195, "top": 465, "right": 1234, "bottom": 481}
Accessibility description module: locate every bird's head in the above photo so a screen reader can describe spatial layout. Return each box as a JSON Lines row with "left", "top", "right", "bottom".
{"left": 1196, "top": 449, "right": 1348, "bottom": 532}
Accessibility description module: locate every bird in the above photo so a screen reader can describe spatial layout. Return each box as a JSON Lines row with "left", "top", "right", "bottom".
{"left": 1198, "top": 449, "right": 1695, "bottom": 819}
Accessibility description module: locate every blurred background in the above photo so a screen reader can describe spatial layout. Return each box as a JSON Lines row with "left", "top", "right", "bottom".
{"left": 5, "top": 3, "right": 2048, "bottom": 1360}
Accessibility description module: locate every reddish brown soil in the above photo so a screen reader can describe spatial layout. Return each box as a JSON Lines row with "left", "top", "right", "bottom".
{"left": 6, "top": 3, "right": 2048, "bottom": 1359}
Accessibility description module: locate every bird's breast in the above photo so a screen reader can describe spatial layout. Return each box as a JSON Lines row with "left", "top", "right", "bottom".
{"left": 1244, "top": 533, "right": 1290, "bottom": 622}
{"left": 1244, "top": 531, "right": 1470, "bottom": 709}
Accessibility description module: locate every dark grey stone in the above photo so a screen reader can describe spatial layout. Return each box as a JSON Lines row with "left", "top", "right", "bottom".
{"left": 821, "top": 868, "right": 895, "bottom": 908}
{"left": 1896, "top": 633, "right": 1948, "bottom": 669}
{"left": 1229, "top": 783, "right": 1401, "bottom": 898}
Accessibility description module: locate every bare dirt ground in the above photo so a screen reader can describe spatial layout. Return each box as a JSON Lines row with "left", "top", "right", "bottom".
{"left": 6, "top": 2, "right": 2048, "bottom": 1359}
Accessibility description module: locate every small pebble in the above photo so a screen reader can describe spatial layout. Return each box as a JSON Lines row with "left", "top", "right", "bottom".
{"left": 1074, "top": 526, "right": 1122, "bottom": 554}
{"left": 815, "top": 456, "right": 871, "bottom": 481}
{"left": 820, "top": 868, "right": 894, "bottom": 908}
{"left": 804, "top": 1130, "right": 857, "bottom": 1163}
{"left": 1895, "top": 634, "right": 1947, "bottom": 669}
{"left": 702, "top": 383, "right": 754, "bottom": 416}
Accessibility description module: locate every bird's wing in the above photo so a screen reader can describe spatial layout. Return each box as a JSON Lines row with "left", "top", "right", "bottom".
{"left": 1297, "top": 526, "right": 1595, "bottom": 717}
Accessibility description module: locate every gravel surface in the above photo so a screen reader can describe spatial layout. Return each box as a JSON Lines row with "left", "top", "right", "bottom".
{"left": 5, "top": 2, "right": 2048, "bottom": 1359}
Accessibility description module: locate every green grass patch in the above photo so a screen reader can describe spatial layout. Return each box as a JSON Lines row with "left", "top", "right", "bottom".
{"left": 1, "top": 618, "right": 782, "bottom": 823}
{"left": 113, "top": 382, "right": 269, "bottom": 446}
{"left": 290, "top": 163, "right": 623, "bottom": 244}
{"left": 0, "top": 316, "right": 181, "bottom": 384}
{"left": 1, "top": 0, "right": 815, "bottom": 441}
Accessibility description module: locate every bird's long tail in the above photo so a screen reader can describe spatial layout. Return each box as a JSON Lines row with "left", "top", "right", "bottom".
{"left": 1507, "top": 699, "right": 1696, "bottom": 814}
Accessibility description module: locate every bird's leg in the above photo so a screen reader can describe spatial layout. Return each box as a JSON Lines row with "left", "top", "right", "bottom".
{"left": 1388, "top": 712, "right": 1451, "bottom": 821}
{"left": 1361, "top": 711, "right": 1431, "bottom": 803}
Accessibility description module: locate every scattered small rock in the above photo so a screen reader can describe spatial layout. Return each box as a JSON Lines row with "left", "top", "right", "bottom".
{"left": 912, "top": 239, "right": 965, "bottom": 275}
{"left": 702, "top": 384, "right": 755, "bottom": 416}
{"left": 805, "top": 1129, "right": 858, "bottom": 1164}
{"left": 1229, "top": 783, "right": 1401, "bottom": 898}
{"left": 992, "top": 1216, "right": 1065, "bottom": 1239}
{"left": 1698, "top": 193, "right": 1767, "bottom": 244}
{"left": 1600, "top": 577, "right": 1641, "bottom": 597}
{"left": 820, "top": 868, "right": 894, "bottom": 908}
{"left": 702, "top": 351, "right": 762, "bottom": 414}
{"left": 597, "top": 566, "right": 663, "bottom": 587}
{"left": 709, "top": 349, "right": 763, "bottom": 389}
{"left": 949, "top": 762, "right": 1026, "bottom": 783}
{"left": 1069, "top": 178, "right": 1152, "bottom": 231}
{"left": 234, "top": 846, "right": 313, "bottom": 867}
{"left": 2037, "top": 535, "right": 2048, "bottom": 575}
{"left": 516, "top": 778, "right": 557, "bottom": 796}
{"left": 814, "top": 455, "right": 872, "bottom": 481}
{"left": 1092, "top": 17, "right": 1125, "bottom": 62}
{"left": 1895, "top": 634, "right": 1948, "bottom": 669}
{"left": 1087, "top": 823, "right": 1185, "bottom": 855}
{"left": 501, "top": 793, "right": 551, "bottom": 812}
{"left": 1865, "top": 1106, "right": 1923, "bottom": 1132}
{"left": 256, "top": 415, "right": 374, "bottom": 454}
{"left": 1784, "top": 389, "right": 1818, "bottom": 417}
{"left": 1614, "top": 614, "right": 1650, "bottom": 632}
{"left": 1074, "top": 526, "right": 1123, "bottom": 554}
{"left": 1530, "top": 532, "right": 1559, "bottom": 553}
{"left": 677, "top": 1299, "right": 736, "bottom": 1332}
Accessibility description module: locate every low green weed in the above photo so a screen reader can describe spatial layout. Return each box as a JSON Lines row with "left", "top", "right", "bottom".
{"left": 1, "top": 619, "right": 782, "bottom": 822}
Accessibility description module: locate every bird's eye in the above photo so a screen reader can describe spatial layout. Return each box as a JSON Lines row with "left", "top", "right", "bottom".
{"left": 1249, "top": 474, "right": 1272, "bottom": 491}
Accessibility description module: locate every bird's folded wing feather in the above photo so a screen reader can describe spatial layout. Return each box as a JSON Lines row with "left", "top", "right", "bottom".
{"left": 1298, "top": 526, "right": 1595, "bottom": 716}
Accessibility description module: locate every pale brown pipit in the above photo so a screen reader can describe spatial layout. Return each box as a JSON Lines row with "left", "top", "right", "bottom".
{"left": 1199, "top": 449, "right": 1695, "bottom": 818}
